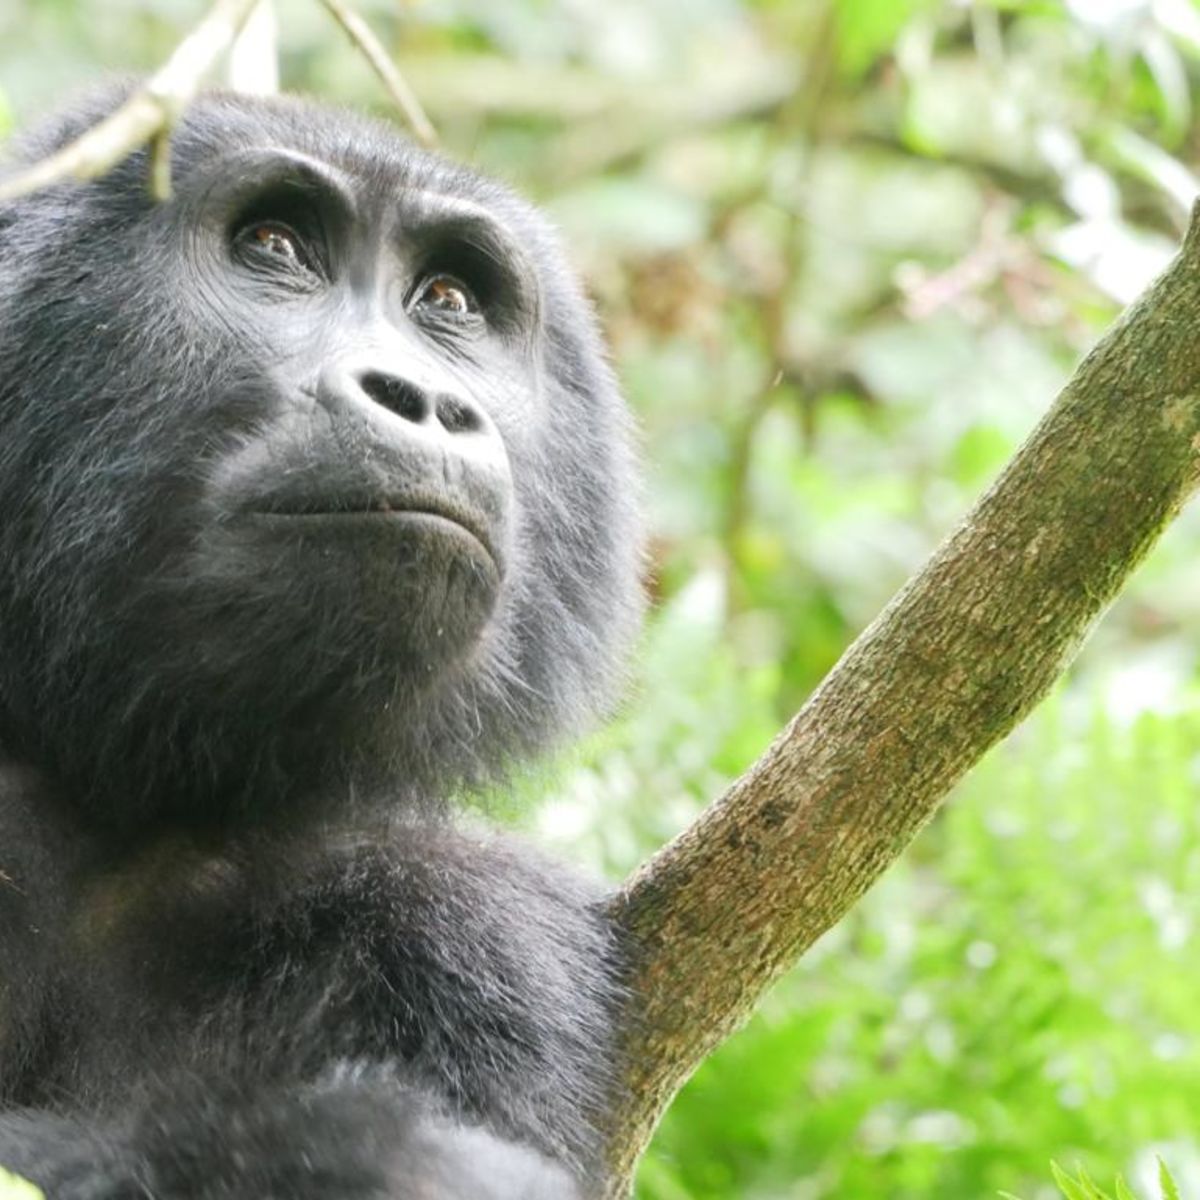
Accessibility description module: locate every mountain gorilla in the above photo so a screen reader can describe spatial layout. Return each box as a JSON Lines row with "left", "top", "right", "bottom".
{"left": 0, "top": 85, "right": 642, "bottom": 1199}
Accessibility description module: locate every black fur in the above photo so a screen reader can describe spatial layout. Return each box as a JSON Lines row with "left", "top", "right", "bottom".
{"left": 0, "top": 86, "right": 641, "bottom": 1198}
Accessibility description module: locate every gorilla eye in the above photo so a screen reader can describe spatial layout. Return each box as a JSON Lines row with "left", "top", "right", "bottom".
{"left": 252, "top": 223, "right": 302, "bottom": 261}
{"left": 234, "top": 220, "right": 319, "bottom": 277}
{"left": 412, "top": 275, "right": 478, "bottom": 318}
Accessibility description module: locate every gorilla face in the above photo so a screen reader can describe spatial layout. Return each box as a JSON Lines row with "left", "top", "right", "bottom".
{"left": 185, "top": 145, "right": 529, "bottom": 674}
{"left": 0, "top": 92, "right": 642, "bottom": 826}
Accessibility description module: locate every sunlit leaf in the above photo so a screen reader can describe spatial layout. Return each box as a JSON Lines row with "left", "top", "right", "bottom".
{"left": 834, "top": 0, "right": 932, "bottom": 78}
{"left": 1105, "top": 126, "right": 1199, "bottom": 218}
{"left": 0, "top": 1169, "right": 43, "bottom": 1200}
{"left": 1051, "top": 1162, "right": 1111, "bottom": 1200}
{"left": 1158, "top": 1159, "right": 1180, "bottom": 1200}
{"left": 1154, "top": 0, "right": 1200, "bottom": 57}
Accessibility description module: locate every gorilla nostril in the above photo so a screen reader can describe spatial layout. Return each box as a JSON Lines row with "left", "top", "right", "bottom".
{"left": 354, "top": 371, "right": 483, "bottom": 435}
{"left": 436, "top": 395, "right": 483, "bottom": 435}
{"left": 359, "top": 372, "right": 429, "bottom": 423}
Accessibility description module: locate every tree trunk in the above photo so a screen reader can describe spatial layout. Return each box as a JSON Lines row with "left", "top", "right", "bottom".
{"left": 600, "top": 204, "right": 1200, "bottom": 1195}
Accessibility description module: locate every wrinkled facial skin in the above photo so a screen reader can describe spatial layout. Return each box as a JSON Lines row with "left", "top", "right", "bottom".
{"left": 0, "top": 90, "right": 642, "bottom": 828}
{"left": 180, "top": 147, "right": 529, "bottom": 682}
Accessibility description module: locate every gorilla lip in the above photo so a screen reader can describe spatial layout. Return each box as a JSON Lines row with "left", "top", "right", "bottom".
{"left": 247, "top": 498, "right": 498, "bottom": 565}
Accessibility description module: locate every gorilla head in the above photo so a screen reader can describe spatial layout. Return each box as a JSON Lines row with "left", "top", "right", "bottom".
{"left": 0, "top": 88, "right": 642, "bottom": 828}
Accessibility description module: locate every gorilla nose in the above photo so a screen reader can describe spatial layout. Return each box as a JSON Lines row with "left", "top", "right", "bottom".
{"left": 317, "top": 362, "right": 489, "bottom": 439}
{"left": 358, "top": 371, "right": 486, "bottom": 435}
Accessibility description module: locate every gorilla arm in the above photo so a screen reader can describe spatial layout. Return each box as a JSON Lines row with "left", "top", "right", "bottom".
{"left": 0, "top": 1079, "right": 579, "bottom": 1200}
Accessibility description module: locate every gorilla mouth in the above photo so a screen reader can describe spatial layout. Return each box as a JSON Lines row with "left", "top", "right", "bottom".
{"left": 247, "top": 496, "right": 498, "bottom": 566}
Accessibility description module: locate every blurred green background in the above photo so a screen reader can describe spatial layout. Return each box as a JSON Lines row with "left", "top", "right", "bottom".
{"left": 4, "top": 1, "right": 1200, "bottom": 1196}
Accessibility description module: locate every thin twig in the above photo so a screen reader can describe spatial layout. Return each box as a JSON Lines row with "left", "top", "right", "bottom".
{"left": 0, "top": 0, "right": 263, "bottom": 202}
{"left": 318, "top": 0, "right": 438, "bottom": 147}
{"left": 226, "top": 0, "right": 280, "bottom": 95}
{"left": 149, "top": 129, "right": 173, "bottom": 200}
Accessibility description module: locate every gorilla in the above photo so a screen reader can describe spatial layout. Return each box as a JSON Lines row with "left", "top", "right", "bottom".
{"left": 0, "top": 84, "right": 642, "bottom": 1199}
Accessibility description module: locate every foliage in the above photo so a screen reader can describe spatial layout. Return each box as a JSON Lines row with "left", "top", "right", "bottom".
{"left": 0, "top": 1169, "right": 42, "bottom": 1200}
{"left": 1003, "top": 1157, "right": 1184, "bottom": 1200}
{"left": 4, "top": 1, "right": 1200, "bottom": 1197}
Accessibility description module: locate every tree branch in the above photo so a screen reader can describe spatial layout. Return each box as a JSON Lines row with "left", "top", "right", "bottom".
{"left": 0, "top": 0, "right": 436, "bottom": 201}
{"left": 317, "top": 0, "right": 437, "bottom": 148}
{"left": 225, "top": 0, "right": 280, "bottom": 95}
{"left": 601, "top": 202, "right": 1200, "bottom": 1193}
{"left": 0, "top": 0, "right": 262, "bottom": 202}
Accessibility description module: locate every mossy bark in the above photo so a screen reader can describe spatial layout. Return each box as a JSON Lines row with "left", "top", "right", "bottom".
{"left": 600, "top": 207, "right": 1200, "bottom": 1195}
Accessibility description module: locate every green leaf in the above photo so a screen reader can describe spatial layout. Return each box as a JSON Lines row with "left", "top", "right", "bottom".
{"left": 0, "top": 1168, "right": 43, "bottom": 1200}
{"left": 1051, "top": 1162, "right": 1111, "bottom": 1200}
{"left": 1115, "top": 1178, "right": 1138, "bottom": 1200}
{"left": 1158, "top": 1159, "right": 1180, "bottom": 1200}
{"left": 833, "top": 0, "right": 932, "bottom": 78}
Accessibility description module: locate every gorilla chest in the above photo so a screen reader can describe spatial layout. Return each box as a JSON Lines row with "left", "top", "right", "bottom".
{"left": 54, "top": 828, "right": 613, "bottom": 1121}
